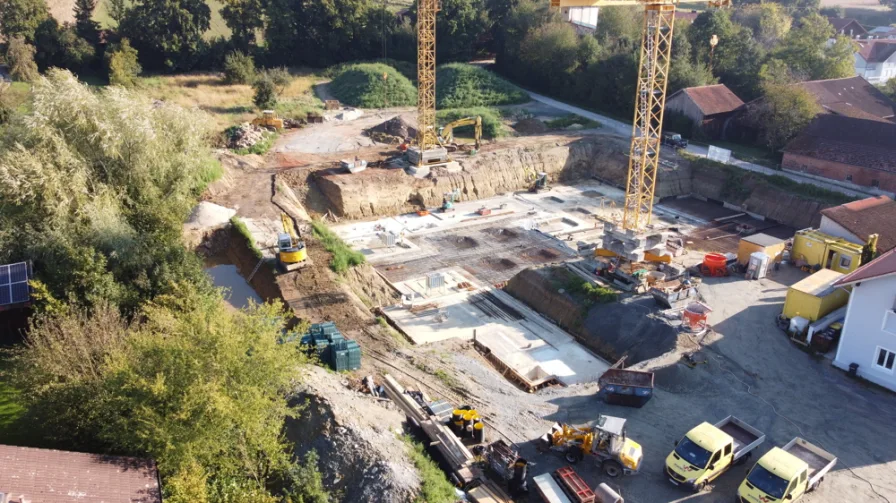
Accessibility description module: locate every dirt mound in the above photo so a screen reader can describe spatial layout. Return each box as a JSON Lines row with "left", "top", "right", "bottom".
{"left": 287, "top": 367, "right": 420, "bottom": 503}
{"left": 582, "top": 298, "right": 680, "bottom": 363}
{"left": 513, "top": 118, "right": 548, "bottom": 134}
{"left": 367, "top": 116, "right": 418, "bottom": 143}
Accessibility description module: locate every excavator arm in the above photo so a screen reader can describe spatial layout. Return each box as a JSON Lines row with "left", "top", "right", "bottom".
{"left": 439, "top": 116, "right": 482, "bottom": 150}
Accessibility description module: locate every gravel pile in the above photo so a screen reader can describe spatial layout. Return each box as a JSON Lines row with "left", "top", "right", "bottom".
{"left": 513, "top": 118, "right": 548, "bottom": 134}
{"left": 366, "top": 116, "right": 418, "bottom": 143}
{"left": 184, "top": 201, "right": 236, "bottom": 231}
{"left": 226, "top": 123, "right": 265, "bottom": 149}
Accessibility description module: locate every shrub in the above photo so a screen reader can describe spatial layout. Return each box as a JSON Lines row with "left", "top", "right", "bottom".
{"left": 263, "top": 66, "right": 292, "bottom": 93}
{"left": 324, "top": 58, "right": 416, "bottom": 80}
{"left": 329, "top": 63, "right": 416, "bottom": 108}
{"left": 564, "top": 276, "right": 618, "bottom": 306}
{"left": 311, "top": 220, "right": 365, "bottom": 274}
{"left": 230, "top": 216, "right": 263, "bottom": 259}
{"left": 107, "top": 38, "right": 141, "bottom": 88}
{"left": 253, "top": 76, "right": 277, "bottom": 109}
{"left": 436, "top": 63, "right": 529, "bottom": 108}
{"left": 437, "top": 107, "right": 504, "bottom": 139}
{"left": 223, "top": 51, "right": 256, "bottom": 84}
{"left": 6, "top": 36, "right": 39, "bottom": 82}
{"left": 545, "top": 114, "right": 601, "bottom": 130}
{"left": 402, "top": 436, "right": 456, "bottom": 503}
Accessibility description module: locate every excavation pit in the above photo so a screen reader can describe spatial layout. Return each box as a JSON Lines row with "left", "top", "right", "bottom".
{"left": 439, "top": 235, "right": 479, "bottom": 250}
{"left": 485, "top": 258, "right": 518, "bottom": 271}
{"left": 488, "top": 228, "right": 521, "bottom": 241}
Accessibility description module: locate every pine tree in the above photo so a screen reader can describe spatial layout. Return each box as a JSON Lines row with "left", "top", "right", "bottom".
{"left": 73, "top": 0, "right": 99, "bottom": 43}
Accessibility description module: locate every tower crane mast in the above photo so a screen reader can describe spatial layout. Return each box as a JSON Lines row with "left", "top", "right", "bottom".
{"left": 417, "top": 0, "right": 440, "bottom": 153}
{"left": 551, "top": 0, "right": 729, "bottom": 231}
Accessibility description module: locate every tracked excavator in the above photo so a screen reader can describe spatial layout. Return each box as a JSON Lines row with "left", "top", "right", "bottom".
{"left": 278, "top": 213, "right": 307, "bottom": 271}
{"left": 438, "top": 116, "right": 481, "bottom": 152}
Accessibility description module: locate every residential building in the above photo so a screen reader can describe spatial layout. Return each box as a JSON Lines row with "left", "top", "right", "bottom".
{"left": 782, "top": 115, "right": 896, "bottom": 192}
{"left": 832, "top": 248, "right": 896, "bottom": 391}
{"left": 827, "top": 17, "right": 868, "bottom": 39}
{"left": 0, "top": 445, "right": 161, "bottom": 502}
{"left": 560, "top": 6, "right": 598, "bottom": 34}
{"left": 820, "top": 196, "right": 896, "bottom": 253}
{"left": 665, "top": 84, "right": 744, "bottom": 139}
{"left": 868, "top": 26, "right": 896, "bottom": 39}
{"left": 854, "top": 40, "right": 896, "bottom": 84}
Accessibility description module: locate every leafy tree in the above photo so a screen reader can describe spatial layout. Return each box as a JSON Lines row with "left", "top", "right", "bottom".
{"left": 819, "top": 6, "right": 844, "bottom": 17}
{"left": 774, "top": 13, "right": 855, "bottom": 80}
{"left": 5, "top": 36, "right": 39, "bottom": 81}
{"left": 747, "top": 84, "right": 820, "bottom": 150}
{"left": 223, "top": 50, "right": 256, "bottom": 84}
{"left": 493, "top": 0, "right": 557, "bottom": 80}
{"left": 253, "top": 75, "right": 277, "bottom": 108}
{"left": 689, "top": 10, "right": 765, "bottom": 99}
{"left": 106, "top": 0, "right": 128, "bottom": 26}
{"left": 107, "top": 38, "right": 141, "bottom": 87}
{"left": 881, "top": 79, "right": 896, "bottom": 100}
{"left": 283, "top": 450, "right": 331, "bottom": 503}
{"left": 519, "top": 23, "right": 582, "bottom": 94}
{"left": 119, "top": 0, "right": 211, "bottom": 71}
{"left": 734, "top": 4, "right": 792, "bottom": 49}
{"left": 73, "top": 0, "right": 100, "bottom": 43}
{"left": 220, "top": 0, "right": 264, "bottom": 50}
{"left": 34, "top": 19, "right": 96, "bottom": 71}
{"left": 263, "top": 66, "right": 293, "bottom": 93}
{"left": 264, "top": 0, "right": 372, "bottom": 67}
{"left": 0, "top": 70, "right": 217, "bottom": 310}
{"left": 0, "top": 0, "right": 48, "bottom": 41}
{"left": 759, "top": 57, "right": 798, "bottom": 88}
{"left": 434, "top": 0, "right": 491, "bottom": 62}
{"left": 595, "top": 5, "right": 642, "bottom": 49}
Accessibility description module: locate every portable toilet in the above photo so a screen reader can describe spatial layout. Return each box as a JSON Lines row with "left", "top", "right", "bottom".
{"left": 782, "top": 269, "right": 850, "bottom": 322}
{"left": 737, "top": 233, "right": 787, "bottom": 266}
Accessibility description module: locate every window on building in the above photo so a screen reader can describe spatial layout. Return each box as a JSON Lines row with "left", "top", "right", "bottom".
{"left": 846, "top": 174, "right": 853, "bottom": 181}
{"left": 839, "top": 255, "right": 852, "bottom": 269}
{"left": 874, "top": 347, "right": 896, "bottom": 372}
{"left": 872, "top": 180, "right": 880, "bottom": 188}
{"left": 568, "top": 6, "right": 598, "bottom": 28}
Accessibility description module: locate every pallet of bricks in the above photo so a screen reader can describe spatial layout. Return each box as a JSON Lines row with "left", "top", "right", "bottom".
{"left": 301, "top": 322, "right": 362, "bottom": 371}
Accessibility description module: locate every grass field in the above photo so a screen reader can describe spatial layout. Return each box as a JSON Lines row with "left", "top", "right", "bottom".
{"left": 138, "top": 69, "right": 322, "bottom": 130}
{"left": 0, "top": 357, "right": 28, "bottom": 445}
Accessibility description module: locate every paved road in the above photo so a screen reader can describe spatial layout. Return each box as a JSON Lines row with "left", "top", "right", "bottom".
{"left": 520, "top": 86, "right": 883, "bottom": 199}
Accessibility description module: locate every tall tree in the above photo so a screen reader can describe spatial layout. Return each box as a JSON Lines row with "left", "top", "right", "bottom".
{"left": 595, "top": 5, "right": 642, "bottom": 50}
{"left": 106, "top": 0, "right": 127, "bottom": 26}
{"left": 434, "top": 0, "right": 491, "bottom": 62}
{"left": 747, "top": 84, "right": 820, "bottom": 150}
{"left": 264, "top": 0, "right": 372, "bottom": 67}
{"left": 119, "top": 0, "right": 211, "bottom": 71}
{"left": 5, "top": 35, "right": 39, "bottom": 81}
{"left": 220, "top": 0, "right": 264, "bottom": 50}
{"left": 0, "top": 0, "right": 48, "bottom": 41}
{"left": 73, "top": 0, "right": 99, "bottom": 43}
{"left": 774, "top": 13, "right": 855, "bottom": 80}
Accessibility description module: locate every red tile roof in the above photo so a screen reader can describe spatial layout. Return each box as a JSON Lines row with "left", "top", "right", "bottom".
{"left": 857, "top": 39, "right": 896, "bottom": 63}
{"left": 821, "top": 196, "right": 896, "bottom": 253}
{"left": 674, "top": 84, "right": 744, "bottom": 116}
{"left": 834, "top": 247, "right": 896, "bottom": 286}
{"left": 0, "top": 445, "right": 161, "bottom": 503}
{"left": 783, "top": 114, "right": 896, "bottom": 174}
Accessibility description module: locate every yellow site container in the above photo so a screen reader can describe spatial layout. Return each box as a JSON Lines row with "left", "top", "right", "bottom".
{"left": 737, "top": 233, "right": 788, "bottom": 265}
{"left": 782, "top": 269, "right": 849, "bottom": 321}
{"left": 791, "top": 229, "right": 863, "bottom": 274}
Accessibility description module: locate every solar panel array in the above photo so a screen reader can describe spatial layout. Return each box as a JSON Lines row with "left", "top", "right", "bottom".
{"left": 0, "top": 262, "right": 31, "bottom": 306}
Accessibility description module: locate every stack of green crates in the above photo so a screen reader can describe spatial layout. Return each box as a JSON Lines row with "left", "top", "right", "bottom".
{"left": 305, "top": 322, "right": 361, "bottom": 372}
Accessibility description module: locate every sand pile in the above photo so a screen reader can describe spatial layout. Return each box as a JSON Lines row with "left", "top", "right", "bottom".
{"left": 366, "top": 116, "right": 418, "bottom": 144}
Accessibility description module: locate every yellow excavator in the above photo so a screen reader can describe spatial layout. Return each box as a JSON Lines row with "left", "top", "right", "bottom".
{"left": 438, "top": 116, "right": 481, "bottom": 152}
{"left": 278, "top": 213, "right": 307, "bottom": 270}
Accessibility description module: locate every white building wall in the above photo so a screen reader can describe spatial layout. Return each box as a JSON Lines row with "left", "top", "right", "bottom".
{"left": 855, "top": 52, "right": 896, "bottom": 84}
{"left": 833, "top": 276, "right": 896, "bottom": 391}
{"left": 819, "top": 216, "right": 862, "bottom": 245}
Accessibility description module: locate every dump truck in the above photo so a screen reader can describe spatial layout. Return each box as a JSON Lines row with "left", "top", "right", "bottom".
{"left": 665, "top": 416, "right": 765, "bottom": 491}
{"left": 737, "top": 438, "right": 836, "bottom": 503}
{"left": 540, "top": 415, "right": 643, "bottom": 478}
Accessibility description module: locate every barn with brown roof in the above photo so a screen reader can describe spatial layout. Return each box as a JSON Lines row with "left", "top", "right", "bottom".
{"left": 826, "top": 17, "right": 868, "bottom": 39}
{"left": 665, "top": 84, "right": 744, "bottom": 139}
{"left": 782, "top": 114, "right": 896, "bottom": 193}
{"left": 0, "top": 445, "right": 161, "bottom": 503}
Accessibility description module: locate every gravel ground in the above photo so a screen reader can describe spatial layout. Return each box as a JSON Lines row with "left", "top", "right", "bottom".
{"left": 415, "top": 265, "right": 896, "bottom": 503}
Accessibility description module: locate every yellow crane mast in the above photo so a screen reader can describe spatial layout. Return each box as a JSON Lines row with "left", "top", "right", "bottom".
{"left": 417, "top": 0, "right": 440, "bottom": 153}
{"left": 551, "top": 0, "right": 729, "bottom": 231}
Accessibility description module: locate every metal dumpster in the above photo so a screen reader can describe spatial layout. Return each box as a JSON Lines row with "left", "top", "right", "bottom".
{"left": 598, "top": 369, "right": 655, "bottom": 408}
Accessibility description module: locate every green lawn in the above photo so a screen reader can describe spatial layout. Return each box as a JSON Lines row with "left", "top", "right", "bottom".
{"left": 0, "top": 357, "right": 29, "bottom": 445}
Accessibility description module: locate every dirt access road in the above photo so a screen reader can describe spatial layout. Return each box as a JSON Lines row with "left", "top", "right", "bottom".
{"left": 495, "top": 266, "right": 896, "bottom": 503}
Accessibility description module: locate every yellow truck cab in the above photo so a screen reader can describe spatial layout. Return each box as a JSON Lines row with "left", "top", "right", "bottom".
{"left": 738, "top": 438, "right": 837, "bottom": 503}
{"left": 666, "top": 416, "right": 765, "bottom": 491}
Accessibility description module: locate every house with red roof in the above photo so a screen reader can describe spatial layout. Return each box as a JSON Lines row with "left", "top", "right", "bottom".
{"left": 665, "top": 84, "right": 744, "bottom": 139}
{"left": 833, "top": 248, "right": 896, "bottom": 391}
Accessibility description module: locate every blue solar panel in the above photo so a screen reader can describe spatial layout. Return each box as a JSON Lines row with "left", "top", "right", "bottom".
{"left": 0, "top": 262, "right": 31, "bottom": 307}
